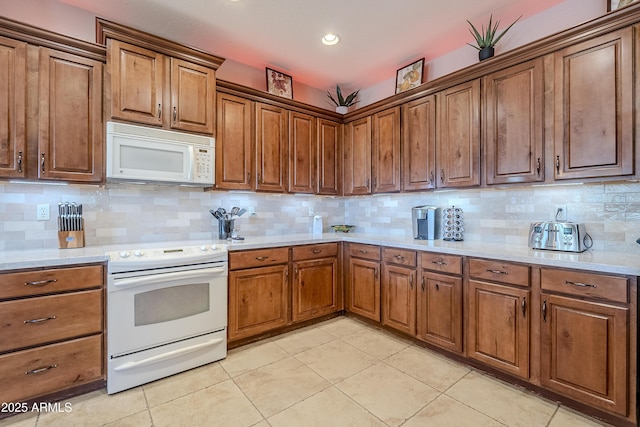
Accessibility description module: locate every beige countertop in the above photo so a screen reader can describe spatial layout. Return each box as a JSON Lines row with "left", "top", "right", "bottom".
{"left": 2, "top": 233, "right": 639, "bottom": 276}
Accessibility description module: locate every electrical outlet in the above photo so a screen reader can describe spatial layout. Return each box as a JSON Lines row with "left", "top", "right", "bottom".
{"left": 554, "top": 205, "right": 567, "bottom": 221}
{"left": 308, "top": 207, "right": 315, "bottom": 216}
{"left": 248, "top": 206, "right": 256, "bottom": 217}
{"left": 37, "top": 204, "right": 50, "bottom": 221}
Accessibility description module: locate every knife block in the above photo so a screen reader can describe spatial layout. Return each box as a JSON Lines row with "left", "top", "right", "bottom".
{"left": 58, "top": 230, "right": 85, "bottom": 249}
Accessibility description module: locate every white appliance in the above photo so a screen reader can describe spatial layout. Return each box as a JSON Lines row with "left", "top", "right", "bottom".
{"left": 106, "top": 121, "right": 215, "bottom": 185}
{"left": 106, "top": 243, "right": 227, "bottom": 394}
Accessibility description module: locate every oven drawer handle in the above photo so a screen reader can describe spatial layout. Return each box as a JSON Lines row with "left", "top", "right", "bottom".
{"left": 113, "top": 337, "right": 225, "bottom": 372}
{"left": 112, "top": 266, "right": 226, "bottom": 290}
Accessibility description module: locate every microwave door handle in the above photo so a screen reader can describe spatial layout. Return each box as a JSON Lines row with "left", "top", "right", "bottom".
{"left": 187, "top": 146, "right": 194, "bottom": 181}
{"left": 112, "top": 266, "right": 226, "bottom": 290}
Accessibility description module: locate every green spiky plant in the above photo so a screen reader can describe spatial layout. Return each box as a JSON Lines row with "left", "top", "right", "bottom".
{"left": 466, "top": 14, "right": 522, "bottom": 50}
{"left": 327, "top": 85, "right": 359, "bottom": 107}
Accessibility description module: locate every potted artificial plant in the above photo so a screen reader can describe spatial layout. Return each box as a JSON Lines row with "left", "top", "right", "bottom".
{"left": 327, "top": 85, "right": 359, "bottom": 114}
{"left": 467, "top": 14, "right": 521, "bottom": 61}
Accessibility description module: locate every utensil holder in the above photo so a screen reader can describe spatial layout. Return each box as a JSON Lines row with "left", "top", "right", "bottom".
{"left": 58, "top": 230, "right": 85, "bottom": 249}
{"left": 218, "top": 219, "right": 235, "bottom": 240}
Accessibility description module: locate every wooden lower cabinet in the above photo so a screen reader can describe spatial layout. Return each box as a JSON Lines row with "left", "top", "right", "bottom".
{"left": 467, "top": 279, "right": 530, "bottom": 379}
{"left": 228, "top": 264, "right": 289, "bottom": 342}
{"left": 347, "top": 258, "right": 380, "bottom": 321}
{"left": 0, "top": 264, "right": 104, "bottom": 404}
{"left": 540, "top": 294, "right": 628, "bottom": 416}
{"left": 292, "top": 245, "right": 339, "bottom": 322}
{"left": 417, "top": 272, "right": 463, "bottom": 353}
{"left": 381, "top": 248, "right": 417, "bottom": 335}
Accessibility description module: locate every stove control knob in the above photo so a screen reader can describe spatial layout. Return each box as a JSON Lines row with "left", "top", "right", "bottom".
{"left": 119, "top": 251, "right": 130, "bottom": 258}
{"left": 200, "top": 245, "right": 208, "bottom": 251}
{"left": 134, "top": 250, "right": 144, "bottom": 257}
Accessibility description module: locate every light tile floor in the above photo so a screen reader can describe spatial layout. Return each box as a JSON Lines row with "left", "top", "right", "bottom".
{"left": 0, "top": 317, "right": 615, "bottom": 427}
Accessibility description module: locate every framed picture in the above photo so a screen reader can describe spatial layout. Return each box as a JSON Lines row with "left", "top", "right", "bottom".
{"left": 395, "top": 58, "right": 424, "bottom": 94}
{"left": 266, "top": 68, "right": 293, "bottom": 99}
{"left": 608, "top": 0, "right": 638, "bottom": 10}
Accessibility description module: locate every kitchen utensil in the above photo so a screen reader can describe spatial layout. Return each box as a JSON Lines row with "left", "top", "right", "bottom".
{"left": 236, "top": 208, "right": 247, "bottom": 217}
{"left": 209, "top": 209, "right": 222, "bottom": 220}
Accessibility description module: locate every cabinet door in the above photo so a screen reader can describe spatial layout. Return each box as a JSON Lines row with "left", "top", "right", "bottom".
{"left": 417, "top": 271, "right": 463, "bottom": 353}
{"left": 485, "top": 58, "right": 544, "bottom": 184}
{"left": 108, "top": 39, "right": 164, "bottom": 126}
{"left": 228, "top": 264, "right": 289, "bottom": 342}
{"left": 382, "top": 264, "right": 416, "bottom": 335}
{"left": 0, "top": 37, "right": 26, "bottom": 179}
{"left": 372, "top": 107, "right": 401, "bottom": 193}
{"left": 347, "top": 257, "right": 380, "bottom": 321}
{"left": 38, "top": 48, "right": 103, "bottom": 182}
{"left": 554, "top": 28, "right": 633, "bottom": 180}
{"left": 467, "top": 280, "right": 530, "bottom": 379}
{"left": 256, "top": 103, "right": 287, "bottom": 192}
{"left": 292, "top": 257, "right": 338, "bottom": 322}
{"left": 343, "top": 116, "right": 371, "bottom": 195}
{"left": 317, "top": 118, "right": 341, "bottom": 195}
{"left": 402, "top": 95, "right": 436, "bottom": 191}
{"left": 216, "top": 93, "right": 253, "bottom": 190}
{"left": 437, "top": 79, "right": 480, "bottom": 188}
{"left": 540, "top": 294, "right": 628, "bottom": 416}
{"left": 170, "top": 58, "right": 215, "bottom": 134}
{"left": 288, "top": 111, "right": 316, "bottom": 193}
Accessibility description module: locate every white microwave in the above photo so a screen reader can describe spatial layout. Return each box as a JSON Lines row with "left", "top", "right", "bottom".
{"left": 106, "top": 121, "right": 215, "bottom": 185}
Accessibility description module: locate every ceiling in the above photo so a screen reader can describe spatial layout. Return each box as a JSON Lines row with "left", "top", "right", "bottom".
{"left": 57, "top": 0, "right": 567, "bottom": 91}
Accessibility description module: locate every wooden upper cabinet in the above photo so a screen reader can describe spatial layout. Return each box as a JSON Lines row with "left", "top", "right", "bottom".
{"left": 554, "top": 28, "right": 633, "bottom": 180}
{"left": 256, "top": 102, "right": 287, "bottom": 192}
{"left": 437, "top": 79, "right": 480, "bottom": 188}
{"left": 372, "top": 107, "right": 401, "bottom": 193}
{"left": 0, "top": 36, "right": 26, "bottom": 179}
{"left": 108, "top": 39, "right": 164, "bottom": 127}
{"left": 317, "top": 118, "right": 341, "bottom": 195}
{"left": 107, "top": 39, "right": 215, "bottom": 135}
{"left": 216, "top": 93, "right": 253, "bottom": 190}
{"left": 343, "top": 116, "right": 372, "bottom": 195}
{"left": 38, "top": 48, "right": 103, "bottom": 182}
{"left": 170, "top": 58, "right": 215, "bottom": 134}
{"left": 485, "top": 58, "right": 544, "bottom": 184}
{"left": 402, "top": 95, "right": 436, "bottom": 191}
{"left": 288, "top": 111, "right": 316, "bottom": 193}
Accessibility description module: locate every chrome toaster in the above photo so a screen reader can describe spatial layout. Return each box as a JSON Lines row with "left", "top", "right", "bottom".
{"left": 528, "top": 221, "right": 589, "bottom": 253}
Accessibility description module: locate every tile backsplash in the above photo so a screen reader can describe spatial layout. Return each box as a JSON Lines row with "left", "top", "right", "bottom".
{"left": 1, "top": 181, "right": 639, "bottom": 252}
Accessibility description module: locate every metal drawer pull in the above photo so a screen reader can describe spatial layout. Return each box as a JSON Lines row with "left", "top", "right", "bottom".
{"left": 409, "top": 275, "right": 413, "bottom": 289}
{"left": 432, "top": 260, "right": 447, "bottom": 266}
{"left": 255, "top": 256, "right": 269, "bottom": 261}
{"left": 173, "top": 106, "right": 177, "bottom": 122}
{"left": 435, "top": 283, "right": 439, "bottom": 291}
{"left": 24, "top": 279, "right": 57, "bottom": 286}
{"left": 486, "top": 269, "right": 508, "bottom": 275}
{"left": 17, "top": 151, "right": 23, "bottom": 173}
{"left": 394, "top": 255, "right": 405, "bottom": 260}
{"left": 565, "top": 280, "right": 597, "bottom": 289}
{"left": 25, "top": 364, "right": 58, "bottom": 375}
{"left": 542, "top": 300, "right": 547, "bottom": 322}
{"left": 41, "top": 153, "right": 45, "bottom": 172}
{"left": 521, "top": 297, "right": 526, "bottom": 317}
{"left": 24, "top": 315, "right": 57, "bottom": 324}
{"left": 421, "top": 276, "right": 425, "bottom": 291}
{"left": 312, "top": 249, "right": 322, "bottom": 254}
{"left": 157, "top": 104, "right": 161, "bottom": 119}
{"left": 358, "top": 250, "right": 368, "bottom": 254}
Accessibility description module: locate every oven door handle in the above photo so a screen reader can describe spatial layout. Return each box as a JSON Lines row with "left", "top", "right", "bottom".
{"left": 112, "top": 266, "right": 226, "bottom": 290}
{"left": 113, "top": 337, "right": 225, "bottom": 372}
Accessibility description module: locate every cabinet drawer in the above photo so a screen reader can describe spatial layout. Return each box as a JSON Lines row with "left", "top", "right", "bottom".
{"left": 383, "top": 247, "right": 417, "bottom": 267}
{"left": 541, "top": 269, "right": 628, "bottom": 304}
{"left": 0, "top": 265, "right": 103, "bottom": 299}
{"left": 0, "top": 335, "right": 103, "bottom": 403}
{"left": 0, "top": 290, "right": 103, "bottom": 353}
{"left": 469, "top": 258, "right": 530, "bottom": 287}
{"left": 420, "top": 252, "right": 462, "bottom": 275}
{"left": 348, "top": 243, "right": 381, "bottom": 261}
{"left": 229, "top": 247, "right": 289, "bottom": 270}
{"left": 292, "top": 243, "right": 338, "bottom": 261}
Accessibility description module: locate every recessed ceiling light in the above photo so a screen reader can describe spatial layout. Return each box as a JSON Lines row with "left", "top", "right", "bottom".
{"left": 322, "top": 33, "right": 340, "bottom": 46}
